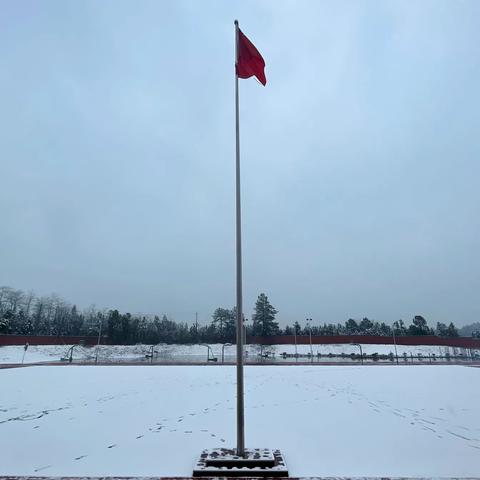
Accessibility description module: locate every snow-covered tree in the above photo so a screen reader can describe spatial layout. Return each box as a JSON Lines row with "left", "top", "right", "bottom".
{"left": 252, "top": 293, "right": 279, "bottom": 336}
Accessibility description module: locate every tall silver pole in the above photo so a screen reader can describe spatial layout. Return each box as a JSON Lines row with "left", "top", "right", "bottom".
{"left": 234, "top": 19, "right": 245, "bottom": 457}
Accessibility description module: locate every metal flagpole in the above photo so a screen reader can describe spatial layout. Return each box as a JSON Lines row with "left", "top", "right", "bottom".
{"left": 234, "top": 19, "right": 245, "bottom": 458}
{"left": 193, "top": 23, "right": 288, "bottom": 478}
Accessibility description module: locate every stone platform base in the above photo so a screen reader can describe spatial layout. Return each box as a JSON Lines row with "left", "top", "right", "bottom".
{"left": 192, "top": 448, "right": 288, "bottom": 477}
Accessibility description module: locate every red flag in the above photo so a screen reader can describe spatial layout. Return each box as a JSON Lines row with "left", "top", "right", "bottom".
{"left": 236, "top": 28, "right": 266, "bottom": 86}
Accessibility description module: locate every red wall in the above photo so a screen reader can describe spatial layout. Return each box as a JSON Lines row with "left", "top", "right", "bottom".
{"left": 0, "top": 335, "right": 100, "bottom": 346}
{"left": 247, "top": 335, "right": 480, "bottom": 349}
{"left": 2, "top": 334, "right": 478, "bottom": 349}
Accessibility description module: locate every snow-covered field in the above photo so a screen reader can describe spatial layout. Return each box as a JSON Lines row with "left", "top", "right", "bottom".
{"left": 1, "top": 342, "right": 475, "bottom": 364}
{"left": 0, "top": 344, "right": 149, "bottom": 364}
{"left": 1, "top": 365, "right": 479, "bottom": 477}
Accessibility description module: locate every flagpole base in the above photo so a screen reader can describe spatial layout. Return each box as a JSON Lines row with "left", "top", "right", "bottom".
{"left": 193, "top": 448, "right": 288, "bottom": 477}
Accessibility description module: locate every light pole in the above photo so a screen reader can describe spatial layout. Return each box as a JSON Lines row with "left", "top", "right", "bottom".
{"left": 95, "top": 319, "right": 102, "bottom": 365}
{"left": 150, "top": 345, "right": 154, "bottom": 364}
{"left": 195, "top": 312, "right": 199, "bottom": 343}
{"left": 222, "top": 343, "right": 233, "bottom": 364}
{"left": 306, "top": 318, "right": 313, "bottom": 362}
{"left": 392, "top": 322, "right": 399, "bottom": 365}
{"left": 294, "top": 322, "right": 298, "bottom": 359}
{"left": 201, "top": 344, "right": 217, "bottom": 362}
{"left": 68, "top": 345, "right": 77, "bottom": 364}
{"left": 22, "top": 343, "right": 29, "bottom": 364}
{"left": 351, "top": 343, "right": 363, "bottom": 365}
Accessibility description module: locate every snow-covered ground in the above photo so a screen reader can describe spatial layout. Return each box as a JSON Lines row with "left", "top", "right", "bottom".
{"left": 260, "top": 342, "right": 475, "bottom": 357}
{"left": 0, "top": 344, "right": 149, "bottom": 364}
{"left": 0, "top": 365, "right": 479, "bottom": 477}
{"left": 1, "top": 342, "right": 475, "bottom": 364}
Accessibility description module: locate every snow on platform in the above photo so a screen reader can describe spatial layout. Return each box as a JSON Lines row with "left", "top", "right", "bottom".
{"left": 1, "top": 478, "right": 479, "bottom": 480}
{"left": 0, "top": 365, "right": 479, "bottom": 477}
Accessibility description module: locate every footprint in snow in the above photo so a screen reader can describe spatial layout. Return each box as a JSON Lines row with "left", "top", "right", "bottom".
{"left": 447, "top": 430, "right": 471, "bottom": 441}
{"left": 107, "top": 444, "right": 117, "bottom": 449}
{"left": 421, "top": 426, "right": 436, "bottom": 433}
{"left": 418, "top": 418, "right": 436, "bottom": 428}
{"left": 34, "top": 465, "right": 53, "bottom": 472}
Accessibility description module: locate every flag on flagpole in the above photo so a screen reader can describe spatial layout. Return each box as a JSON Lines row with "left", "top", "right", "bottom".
{"left": 236, "top": 28, "right": 266, "bottom": 86}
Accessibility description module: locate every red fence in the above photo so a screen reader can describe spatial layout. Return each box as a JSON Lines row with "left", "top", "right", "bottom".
{"left": 247, "top": 335, "right": 480, "bottom": 349}
{"left": 0, "top": 335, "right": 100, "bottom": 346}
{"left": 1, "top": 334, "right": 479, "bottom": 349}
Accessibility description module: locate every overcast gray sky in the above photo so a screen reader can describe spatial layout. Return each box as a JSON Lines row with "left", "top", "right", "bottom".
{"left": 1, "top": 0, "right": 479, "bottom": 326}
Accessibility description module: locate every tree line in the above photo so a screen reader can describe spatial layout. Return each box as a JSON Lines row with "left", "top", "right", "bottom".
{"left": 0, "top": 286, "right": 477, "bottom": 345}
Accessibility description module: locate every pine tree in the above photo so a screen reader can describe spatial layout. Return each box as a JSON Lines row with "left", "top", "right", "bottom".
{"left": 359, "top": 317, "right": 374, "bottom": 333}
{"left": 446, "top": 322, "right": 459, "bottom": 337}
{"left": 393, "top": 319, "right": 407, "bottom": 336}
{"left": 0, "top": 314, "right": 11, "bottom": 333}
{"left": 345, "top": 318, "right": 359, "bottom": 334}
{"left": 211, "top": 307, "right": 235, "bottom": 342}
{"left": 408, "top": 315, "right": 430, "bottom": 336}
{"left": 436, "top": 322, "right": 449, "bottom": 337}
{"left": 283, "top": 324, "right": 294, "bottom": 335}
{"left": 293, "top": 321, "right": 301, "bottom": 335}
{"left": 252, "top": 293, "right": 279, "bottom": 336}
